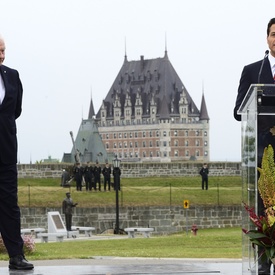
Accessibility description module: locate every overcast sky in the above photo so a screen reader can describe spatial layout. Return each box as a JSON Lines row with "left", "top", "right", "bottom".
{"left": 1, "top": 0, "right": 275, "bottom": 164}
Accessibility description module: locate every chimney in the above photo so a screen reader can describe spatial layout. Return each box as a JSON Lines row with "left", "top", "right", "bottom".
{"left": 140, "top": 55, "right": 144, "bottom": 71}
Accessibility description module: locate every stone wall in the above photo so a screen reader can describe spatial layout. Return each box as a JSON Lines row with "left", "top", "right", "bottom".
{"left": 21, "top": 205, "right": 242, "bottom": 235}
{"left": 18, "top": 162, "right": 242, "bottom": 178}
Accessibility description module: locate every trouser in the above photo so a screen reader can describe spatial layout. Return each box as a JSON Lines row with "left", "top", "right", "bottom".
{"left": 0, "top": 163, "right": 24, "bottom": 257}
{"left": 104, "top": 178, "right": 111, "bottom": 191}
{"left": 85, "top": 177, "right": 92, "bottom": 191}
{"left": 76, "top": 178, "right": 82, "bottom": 191}
{"left": 202, "top": 178, "right": 208, "bottom": 190}
{"left": 65, "top": 214, "right": 72, "bottom": 231}
{"left": 95, "top": 177, "right": 101, "bottom": 191}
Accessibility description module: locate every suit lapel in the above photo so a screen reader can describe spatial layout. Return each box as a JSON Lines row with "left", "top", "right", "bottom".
{"left": 261, "top": 59, "right": 274, "bottom": 83}
{"left": 0, "top": 66, "right": 7, "bottom": 88}
{"left": 0, "top": 66, "right": 8, "bottom": 105}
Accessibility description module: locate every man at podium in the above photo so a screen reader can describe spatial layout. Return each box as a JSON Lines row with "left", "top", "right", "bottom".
{"left": 234, "top": 18, "right": 275, "bottom": 275}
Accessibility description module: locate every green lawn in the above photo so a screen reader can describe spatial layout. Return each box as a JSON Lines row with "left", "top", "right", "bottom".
{"left": 8, "top": 177, "right": 243, "bottom": 260}
{"left": 18, "top": 176, "right": 242, "bottom": 207}
{"left": 0, "top": 227, "right": 242, "bottom": 260}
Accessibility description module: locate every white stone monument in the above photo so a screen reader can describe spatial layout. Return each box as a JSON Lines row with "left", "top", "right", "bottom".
{"left": 47, "top": 211, "right": 67, "bottom": 240}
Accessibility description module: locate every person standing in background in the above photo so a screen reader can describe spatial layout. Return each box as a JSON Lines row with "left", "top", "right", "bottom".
{"left": 102, "top": 162, "right": 112, "bottom": 191}
{"left": 199, "top": 163, "right": 209, "bottom": 190}
{"left": 0, "top": 35, "right": 33, "bottom": 270}
{"left": 94, "top": 161, "right": 102, "bottom": 191}
{"left": 83, "top": 161, "right": 93, "bottom": 191}
{"left": 73, "top": 162, "right": 83, "bottom": 191}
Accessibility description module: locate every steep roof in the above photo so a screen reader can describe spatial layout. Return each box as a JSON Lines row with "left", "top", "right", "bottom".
{"left": 68, "top": 118, "right": 109, "bottom": 163}
{"left": 88, "top": 97, "right": 95, "bottom": 119}
{"left": 199, "top": 93, "right": 210, "bottom": 121}
{"left": 96, "top": 51, "right": 200, "bottom": 119}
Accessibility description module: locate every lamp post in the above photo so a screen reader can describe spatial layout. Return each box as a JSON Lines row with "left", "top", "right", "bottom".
{"left": 113, "top": 155, "right": 121, "bottom": 234}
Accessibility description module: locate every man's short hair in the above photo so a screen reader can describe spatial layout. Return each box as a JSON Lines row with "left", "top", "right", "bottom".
{"left": 267, "top": 18, "right": 275, "bottom": 36}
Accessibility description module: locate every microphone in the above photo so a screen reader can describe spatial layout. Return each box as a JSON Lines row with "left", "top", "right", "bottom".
{"left": 258, "top": 50, "right": 269, "bottom": 83}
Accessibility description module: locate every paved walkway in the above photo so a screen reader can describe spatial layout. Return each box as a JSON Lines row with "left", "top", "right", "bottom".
{"left": 0, "top": 257, "right": 242, "bottom": 275}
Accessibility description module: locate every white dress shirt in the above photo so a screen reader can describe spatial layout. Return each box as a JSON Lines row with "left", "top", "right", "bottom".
{"left": 0, "top": 73, "right": 5, "bottom": 104}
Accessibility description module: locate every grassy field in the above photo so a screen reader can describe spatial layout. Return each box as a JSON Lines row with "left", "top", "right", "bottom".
{"left": 10, "top": 176, "right": 243, "bottom": 260}
{"left": 0, "top": 227, "right": 242, "bottom": 260}
{"left": 18, "top": 176, "right": 242, "bottom": 207}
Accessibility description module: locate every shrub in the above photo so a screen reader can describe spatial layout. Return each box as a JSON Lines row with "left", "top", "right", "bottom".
{"left": 0, "top": 234, "right": 35, "bottom": 255}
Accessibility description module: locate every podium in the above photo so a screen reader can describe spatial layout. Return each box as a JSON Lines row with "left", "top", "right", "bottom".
{"left": 238, "top": 84, "right": 275, "bottom": 274}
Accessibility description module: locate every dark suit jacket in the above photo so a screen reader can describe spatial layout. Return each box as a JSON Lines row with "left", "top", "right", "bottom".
{"left": 0, "top": 65, "right": 23, "bottom": 164}
{"left": 234, "top": 58, "right": 274, "bottom": 121}
{"left": 234, "top": 57, "right": 275, "bottom": 164}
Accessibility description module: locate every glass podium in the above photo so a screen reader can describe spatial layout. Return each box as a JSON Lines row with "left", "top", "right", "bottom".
{"left": 238, "top": 84, "right": 275, "bottom": 274}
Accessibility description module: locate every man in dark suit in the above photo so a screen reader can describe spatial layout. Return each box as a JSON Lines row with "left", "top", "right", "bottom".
{"left": 94, "top": 161, "right": 102, "bottom": 191}
{"left": 102, "top": 162, "right": 112, "bottom": 191}
{"left": 0, "top": 36, "right": 33, "bottom": 270}
{"left": 234, "top": 18, "right": 275, "bottom": 275}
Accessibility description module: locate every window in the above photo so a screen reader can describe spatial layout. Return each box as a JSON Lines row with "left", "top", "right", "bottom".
{"left": 143, "top": 132, "right": 146, "bottom": 137}
{"left": 174, "top": 140, "right": 178, "bottom": 146}
{"left": 196, "top": 131, "right": 199, "bottom": 136}
{"left": 163, "top": 141, "right": 167, "bottom": 147}
{"left": 174, "top": 130, "right": 178, "bottom": 136}
{"left": 106, "top": 134, "right": 109, "bottom": 139}
{"left": 185, "top": 150, "right": 189, "bottom": 156}
{"left": 106, "top": 143, "right": 109, "bottom": 149}
{"left": 196, "top": 150, "right": 200, "bottom": 156}
{"left": 143, "top": 141, "right": 146, "bottom": 147}
{"left": 124, "top": 142, "right": 127, "bottom": 148}
{"left": 149, "top": 131, "right": 152, "bottom": 137}
{"left": 119, "top": 143, "right": 122, "bottom": 148}
{"left": 163, "top": 131, "right": 167, "bottom": 137}
{"left": 204, "top": 131, "right": 207, "bottom": 136}
{"left": 130, "top": 142, "right": 133, "bottom": 148}
{"left": 143, "top": 152, "right": 146, "bottom": 157}
{"left": 114, "top": 133, "right": 117, "bottom": 139}
{"left": 150, "top": 152, "right": 153, "bottom": 157}
{"left": 156, "top": 141, "right": 159, "bottom": 147}
{"left": 114, "top": 143, "right": 117, "bottom": 148}
{"left": 135, "top": 132, "right": 138, "bottom": 138}
{"left": 149, "top": 141, "right": 153, "bottom": 147}
{"left": 185, "top": 140, "right": 189, "bottom": 146}
{"left": 185, "top": 131, "right": 188, "bottom": 136}
{"left": 135, "top": 152, "right": 138, "bottom": 157}
{"left": 135, "top": 142, "right": 138, "bottom": 148}
{"left": 196, "top": 140, "right": 200, "bottom": 146}
{"left": 124, "top": 133, "right": 127, "bottom": 138}
{"left": 156, "top": 131, "right": 159, "bottom": 137}
{"left": 119, "top": 133, "right": 122, "bottom": 138}
{"left": 175, "top": 150, "right": 178, "bottom": 157}
{"left": 204, "top": 141, "right": 208, "bottom": 146}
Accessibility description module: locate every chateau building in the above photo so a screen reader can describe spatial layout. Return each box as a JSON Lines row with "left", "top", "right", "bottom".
{"left": 94, "top": 50, "right": 210, "bottom": 163}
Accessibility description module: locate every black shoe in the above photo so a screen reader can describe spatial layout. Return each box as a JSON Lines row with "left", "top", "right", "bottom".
{"left": 9, "top": 255, "right": 34, "bottom": 270}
